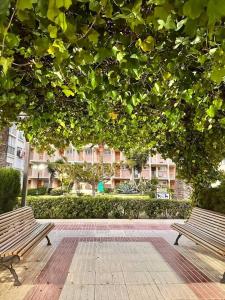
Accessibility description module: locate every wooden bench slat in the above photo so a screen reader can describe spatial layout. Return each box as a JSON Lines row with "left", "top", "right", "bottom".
{"left": 0, "top": 207, "right": 31, "bottom": 221}
{"left": 3, "top": 223, "right": 53, "bottom": 257}
{"left": 0, "top": 219, "right": 36, "bottom": 244}
{"left": 0, "top": 223, "right": 40, "bottom": 254}
{"left": 191, "top": 208, "right": 225, "bottom": 223}
{"left": 172, "top": 223, "right": 225, "bottom": 256}
{"left": 9, "top": 224, "right": 50, "bottom": 256}
{"left": 188, "top": 219, "right": 225, "bottom": 237}
{"left": 190, "top": 212, "right": 225, "bottom": 227}
{"left": 16, "top": 224, "right": 54, "bottom": 258}
{"left": 193, "top": 207, "right": 225, "bottom": 219}
{"left": 172, "top": 223, "right": 225, "bottom": 250}
{"left": 0, "top": 207, "right": 54, "bottom": 286}
{"left": 0, "top": 211, "right": 34, "bottom": 232}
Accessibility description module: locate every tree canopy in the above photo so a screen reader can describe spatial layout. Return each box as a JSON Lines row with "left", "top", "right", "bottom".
{"left": 1, "top": 0, "right": 225, "bottom": 187}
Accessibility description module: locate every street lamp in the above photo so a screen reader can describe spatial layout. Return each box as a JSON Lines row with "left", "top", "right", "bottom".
{"left": 32, "top": 163, "right": 46, "bottom": 190}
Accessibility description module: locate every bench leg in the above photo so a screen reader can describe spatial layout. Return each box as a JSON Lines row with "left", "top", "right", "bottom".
{"left": 221, "top": 272, "right": 225, "bottom": 283}
{"left": 46, "top": 235, "right": 51, "bottom": 246}
{"left": 1, "top": 256, "right": 21, "bottom": 286}
{"left": 174, "top": 233, "right": 182, "bottom": 245}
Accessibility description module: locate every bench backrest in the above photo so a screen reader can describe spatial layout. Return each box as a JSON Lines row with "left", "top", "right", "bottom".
{"left": 188, "top": 207, "right": 225, "bottom": 243}
{"left": 0, "top": 207, "right": 36, "bottom": 244}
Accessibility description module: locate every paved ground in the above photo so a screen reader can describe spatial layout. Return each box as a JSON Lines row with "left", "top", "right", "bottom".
{"left": 0, "top": 219, "right": 225, "bottom": 300}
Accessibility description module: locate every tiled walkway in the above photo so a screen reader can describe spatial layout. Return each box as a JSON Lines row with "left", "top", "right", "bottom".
{"left": 0, "top": 219, "right": 225, "bottom": 300}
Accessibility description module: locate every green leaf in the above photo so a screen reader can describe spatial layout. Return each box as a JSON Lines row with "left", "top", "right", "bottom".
{"left": 62, "top": 89, "right": 75, "bottom": 97}
{"left": 5, "top": 33, "right": 20, "bottom": 48}
{"left": 55, "top": 12, "right": 67, "bottom": 31}
{"left": 211, "top": 68, "right": 225, "bottom": 83}
{"left": 88, "top": 30, "right": 99, "bottom": 44}
{"left": 103, "top": 0, "right": 113, "bottom": 17}
{"left": 207, "top": 0, "right": 225, "bottom": 25}
{"left": 17, "top": 0, "right": 36, "bottom": 10}
{"left": 126, "top": 104, "right": 133, "bottom": 114}
{"left": 48, "top": 24, "right": 58, "bottom": 38}
{"left": 213, "top": 98, "right": 223, "bottom": 110}
{"left": 0, "top": 56, "right": 13, "bottom": 74}
{"left": 56, "top": 0, "right": 72, "bottom": 9}
{"left": 206, "top": 106, "right": 216, "bottom": 118}
{"left": 0, "top": 0, "right": 9, "bottom": 18}
{"left": 183, "top": 0, "right": 204, "bottom": 19}
{"left": 136, "top": 36, "right": 155, "bottom": 52}
{"left": 90, "top": 71, "right": 97, "bottom": 89}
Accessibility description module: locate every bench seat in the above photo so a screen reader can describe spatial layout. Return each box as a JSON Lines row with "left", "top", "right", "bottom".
{"left": 0, "top": 206, "right": 54, "bottom": 285}
{"left": 171, "top": 207, "right": 225, "bottom": 283}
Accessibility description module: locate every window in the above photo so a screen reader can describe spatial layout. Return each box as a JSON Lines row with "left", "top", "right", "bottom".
{"left": 8, "top": 136, "right": 16, "bottom": 147}
{"left": 9, "top": 126, "right": 16, "bottom": 136}
{"left": 17, "top": 147, "right": 23, "bottom": 158}
{"left": 7, "top": 146, "right": 15, "bottom": 155}
{"left": 66, "top": 148, "right": 73, "bottom": 154}
{"left": 104, "top": 149, "right": 111, "bottom": 155}
{"left": 85, "top": 148, "right": 92, "bottom": 155}
{"left": 18, "top": 131, "right": 24, "bottom": 141}
{"left": 158, "top": 166, "right": 167, "bottom": 171}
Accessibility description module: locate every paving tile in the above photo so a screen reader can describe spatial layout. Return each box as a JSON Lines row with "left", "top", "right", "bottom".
{"left": 95, "top": 284, "right": 130, "bottom": 300}
{"left": 0, "top": 220, "right": 224, "bottom": 300}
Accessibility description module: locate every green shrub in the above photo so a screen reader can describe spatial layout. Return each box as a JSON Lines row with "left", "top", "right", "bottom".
{"left": 116, "top": 182, "right": 138, "bottom": 194}
{"left": 0, "top": 168, "right": 21, "bottom": 213}
{"left": 26, "top": 195, "right": 192, "bottom": 219}
{"left": 27, "top": 187, "right": 47, "bottom": 196}
{"left": 196, "top": 183, "right": 225, "bottom": 213}
{"left": 50, "top": 187, "right": 66, "bottom": 196}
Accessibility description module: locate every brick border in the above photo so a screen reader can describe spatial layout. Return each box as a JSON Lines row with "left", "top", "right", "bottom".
{"left": 53, "top": 223, "right": 172, "bottom": 231}
{"left": 24, "top": 237, "right": 225, "bottom": 300}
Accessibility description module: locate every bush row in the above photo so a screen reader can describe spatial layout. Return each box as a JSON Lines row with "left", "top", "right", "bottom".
{"left": 26, "top": 196, "right": 192, "bottom": 219}
{"left": 197, "top": 183, "right": 225, "bottom": 214}
{"left": 0, "top": 168, "right": 20, "bottom": 213}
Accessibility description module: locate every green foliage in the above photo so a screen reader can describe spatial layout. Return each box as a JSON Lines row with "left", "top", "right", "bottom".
{"left": 0, "top": 168, "right": 20, "bottom": 213}
{"left": 1, "top": 1, "right": 225, "bottom": 192}
{"left": 116, "top": 179, "right": 158, "bottom": 196}
{"left": 53, "top": 161, "right": 116, "bottom": 195}
{"left": 27, "top": 187, "right": 47, "bottom": 196}
{"left": 195, "top": 182, "right": 225, "bottom": 213}
{"left": 26, "top": 195, "right": 191, "bottom": 219}
{"left": 50, "top": 187, "right": 66, "bottom": 196}
{"left": 116, "top": 182, "right": 139, "bottom": 194}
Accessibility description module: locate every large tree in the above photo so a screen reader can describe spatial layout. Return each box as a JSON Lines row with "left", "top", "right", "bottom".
{"left": 1, "top": 0, "right": 225, "bottom": 189}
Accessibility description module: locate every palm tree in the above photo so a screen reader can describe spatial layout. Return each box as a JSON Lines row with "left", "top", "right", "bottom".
{"left": 125, "top": 150, "right": 149, "bottom": 183}
{"left": 47, "top": 158, "right": 65, "bottom": 193}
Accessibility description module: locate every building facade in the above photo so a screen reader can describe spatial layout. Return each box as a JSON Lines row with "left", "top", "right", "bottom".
{"left": 0, "top": 125, "right": 26, "bottom": 180}
{"left": 28, "top": 145, "right": 177, "bottom": 193}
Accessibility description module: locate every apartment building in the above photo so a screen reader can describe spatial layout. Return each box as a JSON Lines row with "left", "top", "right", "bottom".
{"left": 0, "top": 125, "right": 26, "bottom": 181}
{"left": 28, "top": 145, "right": 177, "bottom": 193}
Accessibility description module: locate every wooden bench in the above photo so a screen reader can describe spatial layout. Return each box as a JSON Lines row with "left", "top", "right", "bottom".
{"left": 0, "top": 206, "right": 54, "bottom": 286}
{"left": 171, "top": 207, "right": 225, "bottom": 283}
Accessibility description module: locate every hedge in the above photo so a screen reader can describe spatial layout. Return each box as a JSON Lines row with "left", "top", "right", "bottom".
{"left": 27, "top": 187, "right": 47, "bottom": 196}
{"left": 26, "top": 196, "right": 192, "bottom": 219}
{"left": 0, "top": 168, "right": 20, "bottom": 213}
{"left": 197, "top": 183, "right": 225, "bottom": 214}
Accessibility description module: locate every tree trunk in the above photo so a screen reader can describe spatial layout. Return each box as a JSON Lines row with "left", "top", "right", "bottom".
{"left": 0, "top": 127, "right": 9, "bottom": 167}
{"left": 91, "top": 184, "right": 96, "bottom": 196}
{"left": 47, "top": 174, "right": 54, "bottom": 193}
{"left": 130, "top": 167, "right": 135, "bottom": 183}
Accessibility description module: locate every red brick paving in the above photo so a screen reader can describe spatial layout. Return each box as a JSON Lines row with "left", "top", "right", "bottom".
{"left": 53, "top": 223, "right": 172, "bottom": 231}
{"left": 24, "top": 238, "right": 78, "bottom": 300}
{"left": 23, "top": 236, "right": 225, "bottom": 300}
